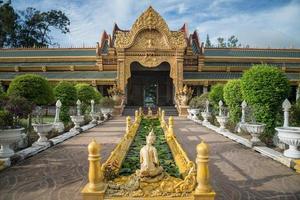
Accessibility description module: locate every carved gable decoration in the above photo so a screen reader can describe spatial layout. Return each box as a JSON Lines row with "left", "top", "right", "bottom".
{"left": 129, "top": 29, "right": 169, "bottom": 50}
{"left": 114, "top": 6, "right": 187, "bottom": 49}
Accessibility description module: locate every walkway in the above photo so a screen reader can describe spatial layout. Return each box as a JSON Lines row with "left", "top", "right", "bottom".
{"left": 0, "top": 117, "right": 126, "bottom": 200}
{"left": 173, "top": 117, "right": 300, "bottom": 200}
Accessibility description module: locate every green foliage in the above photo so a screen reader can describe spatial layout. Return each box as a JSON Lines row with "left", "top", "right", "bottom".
{"left": 75, "top": 83, "right": 102, "bottom": 113}
{"left": 99, "top": 97, "right": 115, "bottom": 108}
{"left": 224, "top": 80, "right": 243, "bottom": 123}
{"left": 0, "top": 2, "right": 70, "bottom": 48}
{"left": 119, "top": 118, "right": 180, "bottom": 178}
{"left": 54, "top": 81, "right": 77, "bottom": 123}
{"left": 290, "top": 100, "right": 300, "bottom": 127}
{"left": 7, "top": 74, "right": 54, "bottom": 105}
{"left": 0, "top": 110, "right": 13, "bottom": 129}
{"left": 54, "top": 81, "right": 77, "bottom": 106}
{"left": 241, "top": 64, "right": 290, "bottom": 140}
{"left": 205, "top": 34, "right": 212, "bottom": 47}
{"left": 189, "top": 93, "right": 209, "bottom": 110}
{"left": 0, "top": 1, "right": 18, "bottom": 47}
{"left": 209, "top": 84, "right": 224, "bottom": 109}
{"left": 217, "top": 37, "right": 226, "bottom": 47}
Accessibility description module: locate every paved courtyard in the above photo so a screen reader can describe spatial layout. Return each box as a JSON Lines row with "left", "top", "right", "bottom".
{"left": 0, "top": 116, "right": 300, "bottom": 200}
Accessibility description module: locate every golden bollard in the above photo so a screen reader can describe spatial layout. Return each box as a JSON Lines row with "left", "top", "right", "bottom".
{"left": 168, "top": 116, "right": 174, "bottom": 136}
{"left": 135, "top": 110, "right": 139, "bottom": 122}
{"left": 126, "top": 116, "right": 131, "bottom": 133}
{"left": 158, "top": 107, "right": 161, "bottom": 117}
{"left": 139, "top": 107, "right": 143, "bottom": 116}
{"left": 194, "top": 141, "right": 215, "bottom": 200}
{"left": 161, "top": 110, "right": 166, "bottom": 128}
{"left": 81, "top": 139, "right": 106, "bottom": 200}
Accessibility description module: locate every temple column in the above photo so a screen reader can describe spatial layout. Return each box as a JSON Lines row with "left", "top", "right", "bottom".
{"left": 116, "top": 48, "right": 126, "bottom": 92}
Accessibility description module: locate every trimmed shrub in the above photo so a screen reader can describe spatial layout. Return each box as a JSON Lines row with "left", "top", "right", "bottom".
{"left": 7, "top": 74, "right": 54, "bottom": 105}
{"left": 208, "top": 84, "right": 224, "bottom": 109}
{"left": 241, "top": 64, "right": 290, "bottom": 142}
{"left": 99, "top": 97, "right": 115, "bottom": 108}
{"left": 224, "top": 80, "right": 243, "bottom": 123}
{"left": 54, "top": 81, "right": 77, "bottom": 123}
{"left": 189, "top": 93, "right": 209, "bottom": 110}
{"left": 75, "top": 83, "right": 102, "bottom": 113}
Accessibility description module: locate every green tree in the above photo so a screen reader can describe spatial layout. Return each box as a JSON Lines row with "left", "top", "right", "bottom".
{"left": 217, "top": 37, "right": 226, "bottom": 48}
{"left": 17, "top": 7, "right": 70, "bottom": 47}
{"left": 208, "top": 84, "right": 224, "bottom": 109}
{"left": 75, "top": 83, "right": 102, "bottom": 114}
{"left": 224, "top": 80, "right": 243, "bottom": 123}
{"left": 0, "top": 2, "right": 70, "bottom": 48}
{"left": 7, "top": 74, "right": 54, "bottom": 105}
{"left": 241, "top": 64, "right": 290, "bottom": 142}
{"left": 54, "top": 81, "right": 77, "bottom": 123}
{"left": 227, "top": 35, "right": 240, "bottom": 48}
{"left": 205, "top": 34, "right": 212, "bottom": 47}
{"left": 0, "top": 1, "right": 18, "bottom": 47}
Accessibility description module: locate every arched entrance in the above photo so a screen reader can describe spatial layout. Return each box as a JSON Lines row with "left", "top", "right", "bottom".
{"left": 126, "top": 62, "right": 174, "bottom": 106}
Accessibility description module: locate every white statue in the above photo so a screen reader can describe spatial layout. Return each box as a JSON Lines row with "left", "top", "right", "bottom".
{"left": 137, "top": 129, "right": 163, "bottom": 179}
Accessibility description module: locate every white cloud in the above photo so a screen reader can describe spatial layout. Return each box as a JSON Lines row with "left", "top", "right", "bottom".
{"left": 11, "top": 0, "right": 300, "bottom": 48}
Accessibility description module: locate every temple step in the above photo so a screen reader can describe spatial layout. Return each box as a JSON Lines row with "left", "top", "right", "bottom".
{"left": 122, "top": 106, "right": 178, "bottom": 116}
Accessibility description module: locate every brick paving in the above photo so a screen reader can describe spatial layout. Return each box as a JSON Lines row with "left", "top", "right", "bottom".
{"left": 173, "top": 117, "right": 300, "bottom": 200}
{"left": 0, "top": 117, "right": 126, "bottom": 200}
{"left": 1, "top": 116, "right": 300, "bottom": 200}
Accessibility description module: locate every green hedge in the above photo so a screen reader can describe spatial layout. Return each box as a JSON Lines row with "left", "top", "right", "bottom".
{"left": 75, "top": 83, "right": 102, "bottom": 114}
{"left": 54, "top": 81, "right": 77, "bottom": 123}
{"left": 208, "top": 84, "right": 224, "bottom": 110}
{"left": 7, "top": 74, "right": 54, "bottom": 105}
{"left": 241, "top": 64, "right": 290, "bottom": 141}
{"left": 224, "top": 80, "right": 243, "bottom": 123}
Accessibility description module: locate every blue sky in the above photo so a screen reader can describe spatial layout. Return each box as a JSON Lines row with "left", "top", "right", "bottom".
{"left": 11, "top": 0, "right": 300, "bottom": 48}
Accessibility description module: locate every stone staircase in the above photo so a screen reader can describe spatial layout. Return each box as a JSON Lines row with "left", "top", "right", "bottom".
{"left": 122, "top": 106, "right": 178, "bottom": 116}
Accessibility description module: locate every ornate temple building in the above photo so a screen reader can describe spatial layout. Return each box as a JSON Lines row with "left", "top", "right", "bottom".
{"left": 0, "top": 6, "right": 300, "bottom": 107}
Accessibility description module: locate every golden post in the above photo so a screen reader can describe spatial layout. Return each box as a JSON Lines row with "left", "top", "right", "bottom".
{"left": 126, "top": 116, "right": 131, "bottom": 133}
{"left": 135, "top": 110, "right": 139, "bottom": 123}
{"left": 139, "top": 107, "right": 143, "bottom": 116}
{"left": 161, "top": 110, "right": 166, "bottom": 128}
{"left": 81, "top": 139, "right": 106, "bottom": 199}
{"left": 194, "top": 141, "right": 215, "bottom": 200}
{"left": 168, "top": 116, "right": 174, "bottom": 136}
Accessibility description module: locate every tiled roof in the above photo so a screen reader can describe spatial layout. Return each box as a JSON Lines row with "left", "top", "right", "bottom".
{"left": 0, "top": 62, "right": 96, "bottom": 67}
{"left": 0, "top": 71, "right": 116, "bottom": 80}
{"left": 183, "top": 72, "right": 300, "bottom": 80}
{"left": 205, "top": 48, "right": 300, "bottom": 58}
{"left": 0, "top": 49, "right": 96, "bottom": 57}
{"left": 204, "top": 62, "right": 300, "bottom": 67}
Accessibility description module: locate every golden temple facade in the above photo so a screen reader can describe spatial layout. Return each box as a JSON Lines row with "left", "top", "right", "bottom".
{"left": 0, "top": 6, "right": 300, "bottom": 107}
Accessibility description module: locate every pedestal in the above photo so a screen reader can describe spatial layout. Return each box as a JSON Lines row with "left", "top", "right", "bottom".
{"left": 81, "top": 184, "right": 107, "bottom": 200}
{"left": 178, "top": 105, "right": 189, "bottom": 117}
{"left": 112, "top": 105, "right": 124, "bottom": 116}
{"left": 193, "top": 192, "right": 216, "bottom": 200}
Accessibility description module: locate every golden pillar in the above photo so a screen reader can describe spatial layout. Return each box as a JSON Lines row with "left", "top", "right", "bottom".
{"left": 126, "top": 116, "right": 131, "bottom": 134}
{"left": 135, "top": 110, "right": 139, "bottom": 123}
{"left": 139, "top": 107, "right": 143, "bottom": 116}
{"left": 194, "top": 141, "right": 215, "bottom": 200}
{"left": 81, "top": 139, "right": 106, "bottom": 200}
{"left": 168, "top": 116, "right": 174, "bottom": 136}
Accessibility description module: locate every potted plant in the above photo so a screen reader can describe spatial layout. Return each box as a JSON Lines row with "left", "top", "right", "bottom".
{"left": 108, "top": 84, "right": 124, "bottom": 106}
{"left": 215, "top": 101, "right": 229, "bottom": 132}
{"left": 32, "top": 106, "right": 53, "bottom": 146}
{"left": 176, "top": 85, "right": 193, "bottom": 106}
{"left": 70, "top": 99, "right": 85, "bottom": 132}
{"left": 0, "top": 95, "right": 33, "bottom": 157}
{"left": 99, "top": 97, "right": 115, "bottom": 118}
{"left": 275, "top": 127, "right": 300, "bottom": 158}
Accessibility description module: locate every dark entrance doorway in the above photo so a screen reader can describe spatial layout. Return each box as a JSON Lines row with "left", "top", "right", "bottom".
{"left": 126, "top": 62, "right": 173, "bottom": 106}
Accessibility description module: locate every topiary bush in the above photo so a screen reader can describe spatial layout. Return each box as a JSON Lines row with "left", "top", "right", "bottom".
{"left": 99, "top": 97, "right": 115, "bottom": 108}
{"left": 224, "top": 80, "right": 243, "bottom": 123}
{"left": 7, "top": 74, "right": 54, "bottom": 105}
{"left": 54, "top": 81, "right": 77, "bottom": 123}
{"left": 189, "top": 93, "right": 209, "bottom": 110}
{"left": 241, "top": 64, "right": 290, "bottom": 143}
{"left": 75, "top": 83, "right": 102, "bottom": 114}
{"left": 208, "top": 84, "right": 224, "bottom": 110}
